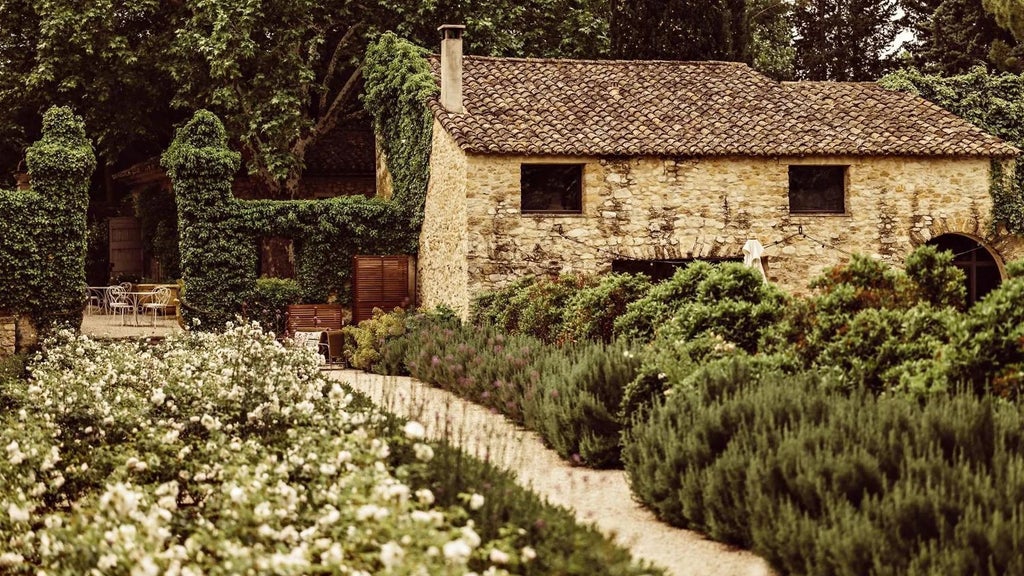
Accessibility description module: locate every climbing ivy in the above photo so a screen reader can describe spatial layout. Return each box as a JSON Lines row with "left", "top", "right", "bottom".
{"left": 163, "top": 34, "right": 438, "bottom": 330}
{"left": 879, "top": 67, "right": 1024, "bottom": 233}
{"left": 163, "top": 111, "right": 420, "bottom": 328}
{"left": 363, "top": 32, "right": 439, "bottom": 229}
{"left": 0, "top": 107, "right": 95, "bottom": 336}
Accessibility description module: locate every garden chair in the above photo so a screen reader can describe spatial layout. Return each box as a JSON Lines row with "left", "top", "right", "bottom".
{"left": 142, "top": 287, "right": 174, "bottom": 325}
{"left": 85, "top": 288, "right": 102, "bottom": 315}
{"left": 292, "top": 331, "right": 329, "bottom": 364}
{"left": 107, "top": 285, "right": 133, "bottom": 325}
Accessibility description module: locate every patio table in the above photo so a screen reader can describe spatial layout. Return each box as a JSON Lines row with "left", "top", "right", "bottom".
{"left": 125, "top": 291, "right": 158, "bottom": 326}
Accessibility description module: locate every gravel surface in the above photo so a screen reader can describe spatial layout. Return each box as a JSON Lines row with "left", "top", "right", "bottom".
{"left": 80, "top": 312, "right": 182, "bottom": 340}
{"left": 329, "top": 369, "right": 775, "bottom": 576}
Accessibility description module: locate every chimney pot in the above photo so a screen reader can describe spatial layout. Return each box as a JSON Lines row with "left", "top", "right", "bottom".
{"left": 438, "top": 24, "right": 465, "bottom": 114}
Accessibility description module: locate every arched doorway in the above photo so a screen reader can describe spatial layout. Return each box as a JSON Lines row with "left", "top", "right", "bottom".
{"left": 925, "top": 234, "right": 1002, "bottom": 304}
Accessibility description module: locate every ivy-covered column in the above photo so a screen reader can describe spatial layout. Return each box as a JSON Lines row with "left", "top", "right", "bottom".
{"left": 24, "top": 106, "right": 95, "bottom": 333}
{"left": 162, "top": 110, "right": 254, "bottom": 328}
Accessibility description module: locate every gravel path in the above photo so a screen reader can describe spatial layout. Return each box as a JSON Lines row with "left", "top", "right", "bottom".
{"left": 327, "top": 369, "right": 774, "bottom": 576}
{"left": 80, "top": 312, "right": 182, "bottom": 340}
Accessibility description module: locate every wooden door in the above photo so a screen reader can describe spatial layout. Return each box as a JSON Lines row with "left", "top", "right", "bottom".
{"left": 352, "top": 255, "right": 415, "bottom": 324}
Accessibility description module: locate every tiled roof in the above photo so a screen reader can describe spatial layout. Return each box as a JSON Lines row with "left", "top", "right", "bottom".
{"left": 428, "top": 56, "right": 1018, "bottom": 158}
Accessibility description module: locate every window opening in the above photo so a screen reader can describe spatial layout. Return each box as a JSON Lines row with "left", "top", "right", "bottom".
{"left": 521, "top": 164, "right": 583, "bottom": 214}
{"left": 789, "top": 165, "right": 846, "bottom": 214}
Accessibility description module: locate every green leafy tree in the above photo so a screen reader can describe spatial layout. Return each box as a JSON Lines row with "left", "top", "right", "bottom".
{"left": 904, "top": 0, "right": 1021, "bottom": 74}
{"left": 793, "top": 0, "right": 900, "bottom": 80}
{"left": 609, "top": 0, "right": 794, "bottom": 78}
{"left": 983, "top": 0, "right": 1024, "bottom": 41}
{"left": 1, "top": 0, "right": 612, "bottom": 196}
{"left": 0, "top": 0, "right": 182, "bottom": 177}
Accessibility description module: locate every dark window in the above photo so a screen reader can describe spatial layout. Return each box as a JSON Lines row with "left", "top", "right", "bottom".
{"left": 521, "top": 164, "right": 583, "bottom": 214}
{"left": 789, "top": 165, "right": 846, "bottom": 214}
{"left": 611, "top": 257, "right": 748, "bottom": 282}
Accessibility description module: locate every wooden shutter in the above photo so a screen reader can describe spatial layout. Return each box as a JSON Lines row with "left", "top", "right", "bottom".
{"left": 352, "top": 255, "right": 415, "bottom": 324}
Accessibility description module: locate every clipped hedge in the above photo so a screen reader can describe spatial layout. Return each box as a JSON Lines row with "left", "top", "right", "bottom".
{"left": 163, "top": 112, "right": 417, "bottom": 327}
{"left": 623, "top": 356, "right": 1024, "bottom": 575}
{"left": 0, "top": 107, "right": 95, "bottom": 338}
{"left": 164, "top": 34, "right": 434, "bottom": 329}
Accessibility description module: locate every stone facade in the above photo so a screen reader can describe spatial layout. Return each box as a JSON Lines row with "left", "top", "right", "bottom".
{"left": 418, "top": 122, "right": 470, "bottom": 313}
{"left": 419, "top": 118, "right": 1024, "bottom": 316}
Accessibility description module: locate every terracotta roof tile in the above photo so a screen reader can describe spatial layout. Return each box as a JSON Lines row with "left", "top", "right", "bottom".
{"left": 428, "top": 56, "right": 1018, "bottom": 158}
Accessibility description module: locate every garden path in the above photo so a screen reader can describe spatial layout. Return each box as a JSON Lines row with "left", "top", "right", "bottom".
{"left": 80, "top": 312, "right": 181, "bottom": 340}
{"left": 327, "top": 369, "right": 774, "bottom": 576}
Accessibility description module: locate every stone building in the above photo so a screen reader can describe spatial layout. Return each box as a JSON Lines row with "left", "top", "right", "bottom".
{"left": 415, "top": 25, "right": 1022, "bottom": 316}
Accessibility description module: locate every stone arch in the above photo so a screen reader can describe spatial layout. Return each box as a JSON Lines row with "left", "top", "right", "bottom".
{"left": 925, "top": 233, "right": 1004, "bottom": 304}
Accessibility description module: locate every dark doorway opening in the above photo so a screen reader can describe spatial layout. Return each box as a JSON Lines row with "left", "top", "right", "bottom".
{"left": 925, "top": 234, "right": 1001, "bottom": 305}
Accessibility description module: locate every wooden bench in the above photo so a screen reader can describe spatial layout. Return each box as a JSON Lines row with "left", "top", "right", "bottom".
{"left": 285, "top": 304, "right": 346, "bottom": 364}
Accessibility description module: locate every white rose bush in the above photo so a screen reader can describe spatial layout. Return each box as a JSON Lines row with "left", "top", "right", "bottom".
{"left": 0, "top": 322, "right": 656, "bottom": 575}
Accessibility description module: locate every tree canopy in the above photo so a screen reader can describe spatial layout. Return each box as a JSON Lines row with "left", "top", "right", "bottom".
{"left": 983, "top": 0, "right": 1024, "bottom": 42}
{"left": 609, "top": 0, "right": 795, "bottom": 79}
{"left": 902, "top": 0, "right": 1022, "bottom": 74}
{"left": 0, "top": 0, "right": 610, "bottom": 196}
{"left": 793, "top": 0, "right": 901, "bottom": 80}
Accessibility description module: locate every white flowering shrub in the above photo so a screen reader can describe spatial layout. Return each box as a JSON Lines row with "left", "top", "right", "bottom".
{"left": 0, "top": 322, "right": 555, "bottom": 575}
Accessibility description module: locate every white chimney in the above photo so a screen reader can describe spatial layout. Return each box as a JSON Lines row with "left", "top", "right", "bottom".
{"left": 438, "top": 24, "right": 465, "bottom": 114}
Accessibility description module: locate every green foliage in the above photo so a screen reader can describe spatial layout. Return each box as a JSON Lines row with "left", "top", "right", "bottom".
{"left": 903, "top": 244, "right": 967, "bottom": 308}
{"left": 342, "top": 307, "right": 410, "bottom": 371}
{"left": 792, "top": 0, "right": 900, "bottom": 80}
{"left": 761, "top": 250, "right": 968, "bottom": 393}
{"left": 363, "top": 32, "right": 438, "bottom": 228}
{"left": 943, "top": 274, "right": 1024, "bottom": 397}
{"left": 613, "top": 261, "right": 713, "bottom": 342}
{"left": 765, "top": 254, "right": 910, "bottom": 364}
{"left": 135, "top": 186, "right": 181, "bottom": 280}
{"left": 244, "top": 277, "right": 303, "bottom": 335}
{"left": 983, "top": 0, "right": 1024, "bottom": 43}
{"left": 609, "top": 0, "right": 794, "bottom": 78}
{"left": 0, "top": 0, "right": 179, "bottom": 177}
{"left": 814, "top": 304, "right": 959, "bottom": 393}
{"left": 908, "top": 0, "right": 1021, "bottom": 75}
{"left": 163, "top": 110, "right": 419, "bottom": 328}
{"left": 622, "top": 358, "right": 1024, "bottom": 574}
{"left": 523, "top": 339, "right": 641, "bottom": 468}
{"left": 468, "top": 276, "right": 538, "bottom": 331}
{"left": 559, "top": 272, "right": 652, "bottom": 343}
{"left": 0, "top": 107, "right": 94, "bottom": 335}
{"left": 376, "top": 306, "right": 462, "bottom": 374}
{"left": 402, "top": 323, "right": 550, "bottom": 425}
{"left": 507, "top": 274, "right": 595, "bottom": 343}
{"left": 666, "top": 263, "right": 786, "bottom": 353}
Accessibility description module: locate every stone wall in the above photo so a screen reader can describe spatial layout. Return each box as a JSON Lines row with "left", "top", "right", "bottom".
{"left": 0, "top": 316, "right": 14, "bottom": 357}
{"left": 417, "top": 122, "right": 470, "bottom": 313}
{"left": 419, "top": 145, "right": 1024, "bottom": 315}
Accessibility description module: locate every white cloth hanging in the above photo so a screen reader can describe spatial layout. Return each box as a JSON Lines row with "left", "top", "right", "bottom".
{"left": 742, "top": 239, "right": 768, "bottom": 283}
